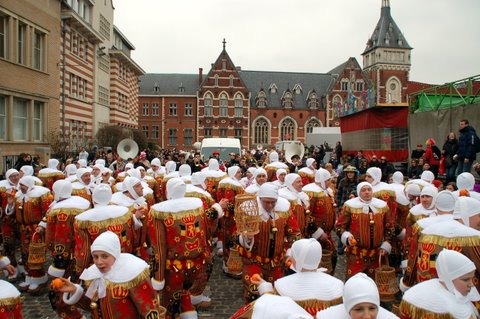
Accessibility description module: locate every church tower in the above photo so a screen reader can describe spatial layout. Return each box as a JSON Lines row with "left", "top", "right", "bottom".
{"left": 362, "top": 0, "right": 412, "bottom": 105}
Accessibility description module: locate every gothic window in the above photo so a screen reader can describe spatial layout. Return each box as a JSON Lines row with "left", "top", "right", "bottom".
{"left": 214, "top": 75, "right": 219, "bottom": 87}
{"left": 386, "top": 77, "right": 401, "bottom": 103}
{"left": 306, "top": 118, "right": 321, "bottom": 133}
{"left": 308, "top": 92, "right": 319, "bottom": 109}
{"left": 204, "top": 93, "right": 213, "bottom": 116}
{"left": 280, "top": 118, "right": 296, "bottom": 141}
{"left": 257, "top": 90, "right": 267, "bottom": 108}
{"left": 219, "top": 93, "right": 228, "bottom": 117}
{"left": 234, "top": 93, "right": 243, "bottom": 117}
{"left": 269, "top": 83, "right": 277, "bottom": 94}
{"left": 229, "top": 75, "right": 234, "bottom": 87}
{"left": 254, "top": 118, "right": 269, "bottom": 144}
{"left": 283, "top": 92, "right": 293, "bottom": 108}
{"left": 293, "top": 84, "right": 302, "bottom": 95}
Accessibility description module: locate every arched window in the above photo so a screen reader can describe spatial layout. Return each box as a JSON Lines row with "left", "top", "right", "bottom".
{"left": 204, "top": 93, "right": 213, "bottom": 116}
{"left": 214, "top": 75, "right": 219, "bottom": 87}
{"left": 306, "top": 118, "right": 322, "bottom": 133}
{"left": 280, "top": 118, "right": 296, "bottom": 140}
{"left": 257, "top": 90, "right": 267, "bottom": 108}
{"left": 254, "top": 118, "right": 269, "bottom": 144}
{"left": 234, "top": 93, "right": 243, "bottom": 118}
{"left": 308, "top": 92, "right": 319, "bottom": 109}
{"left": 219, "top": 93, "right": 228, "bottom": 117}
{"left": 283, "top": 92, "right": 293, "bottom": 108}
{"left": 386, "top": 77, "right": 401, "bottom": 103}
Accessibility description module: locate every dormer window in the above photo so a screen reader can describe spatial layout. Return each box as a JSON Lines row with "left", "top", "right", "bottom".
{"left": 293, "top": 84, "right": 302, "bottom": 95}
{"left": 282, "top": 92, "right": 293, "bottom": 109}
{"left": 307, "top": 92, "right": 318, "bottom": 109}
{"left": 257, "top": 90, "right": 267, "bottom": 108}
{"left": 269, "top": 83, "right": 278, "bottom": 94}
{"left": 153, "top": 83, "right": 160, "bottom": 93}
{"left": 178, "top": 83, "right": 185, "bottom": 93}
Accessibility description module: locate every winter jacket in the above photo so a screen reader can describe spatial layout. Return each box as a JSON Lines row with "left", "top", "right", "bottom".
{"left": 458, "top": 125, "right": 477, "bottom": 160}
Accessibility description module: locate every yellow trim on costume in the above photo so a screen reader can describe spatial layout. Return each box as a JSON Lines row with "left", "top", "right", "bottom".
{"left": 75, "top": 211, "right": 133, "bottom": 229}
{"left": 419, "top": 234, "right": 480, "bottom": 247}
{"left": 0, "top": 296, "right": 21, "bottom": 307}
{"left": 295, "top": 296, "right": 343, "bottom": 311}
{"left": 399, "top": 300, "right": 456, "bottom": 319}
{"left": 38, "top": 172, "right": 64, "bottom": 177}
{"left": 217, "top": 183, "right": 244, "bottom": 192}
{"left": 85, "top": 267, "right": 150, "bottom": 291}
{"left": 150, "top": 207, "right": 204, "bottom": 220}
{"left": 48, "top": 207, "right": 85, "bottom": 218}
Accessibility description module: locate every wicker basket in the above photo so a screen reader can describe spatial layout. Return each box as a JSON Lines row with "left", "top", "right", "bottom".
{"left": 28, "top": 232, "right": 46, "bottom": 270}
{"left": 319, "top": 239, "right": 334, "bottom": 274}
{"left": 234, "top": 194, "right": 261, "bottom": 237}
{"left": 226, "top": 246, "right": 243, "bottom": 274}
{"left": 374, "top": 255, "right": 399, "bottom": 302}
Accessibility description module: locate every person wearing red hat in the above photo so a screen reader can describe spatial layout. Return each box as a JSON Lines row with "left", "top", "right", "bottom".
{"left": 423, "top": 138, "right": 441, "bottom": 178}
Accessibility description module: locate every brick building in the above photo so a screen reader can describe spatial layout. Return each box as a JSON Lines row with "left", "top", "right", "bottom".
{"left": 0, "top": 0, "right": 61, "bottom": 172}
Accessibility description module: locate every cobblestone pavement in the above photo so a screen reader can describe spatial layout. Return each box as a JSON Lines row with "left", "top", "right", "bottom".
{"left": 17, "top": 247, "right": 347, "bottom": 319}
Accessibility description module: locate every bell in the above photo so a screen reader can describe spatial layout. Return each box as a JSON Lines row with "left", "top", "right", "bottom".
{"left": 18, "top": 206, "right": 23, "bottom": 210}
{"left": 90, "top": 302, "right": 98, "bottom": 309}
{"left": 271, "top": 227, "right": 278, "bottom": 233}
{"left": 369, "top": 219, "right": 375, "bottom": 225}
{"left": 305, "top": 209, "right": 311, "bottom": 215}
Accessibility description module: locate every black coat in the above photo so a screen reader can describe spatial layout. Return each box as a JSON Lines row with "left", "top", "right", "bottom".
{"left": 458, "top": 126, "right": 477, "bottom": 160}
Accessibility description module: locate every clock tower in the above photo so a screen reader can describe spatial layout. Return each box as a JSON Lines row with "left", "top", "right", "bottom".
{"left": 362, "top": 0, "right": 412, "bottom": 105}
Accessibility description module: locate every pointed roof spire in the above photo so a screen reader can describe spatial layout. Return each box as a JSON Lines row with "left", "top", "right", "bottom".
{"left": 222, "top": 38, "right": 226, "bottom": 51}
{"left": 382, "top": 0, "right": 390, "bottom": 7}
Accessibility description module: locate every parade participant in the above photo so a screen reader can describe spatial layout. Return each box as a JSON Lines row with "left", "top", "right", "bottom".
{"left": 42, "top": 180, "right": 91, "bottom": 278}
{"left": 241, "top": 167, "right": 256, "bottom": 188}
{"left": 271, "top": 168, "right": 287, "bottom": 189}
{"left": 400, "top": 190, "right": 456, "bottom": 292}
{"left": 298, "top": 158, "right": 316, "bottom": 186}
{"left": 365, "top": 167, "right": 397, "bottom": 214}
{"left": 217, "top": 166, "right": 244, "bottom": 278}
{"left": 160, "top": 160, "right": 180, "bottom": 201}
{"left": 264, "top": 151, "right": 289, "bottom": 181}
{"left": 64, "top": 163, "right": 78, "bottom": 183}
{"left": 115, "top": 162, "right": 134, "bottom": 183}
{"left": 317, "top": 273, "right": 399, "bottom": 319}
{"left": 201, "top": 158, "right": 227, "bottom": 201}
{"left": 0, "top": 256, "right": 23, "bottom": 318}
{"left": 121, "top": 168, "right": 156, "bottom": 208}
{"left": 231, "top": 294, "right": 314, "bottom": 319}
{"left": 148, "top": 178, "right": 209, "bottom": 318}
{"left": 57, "top": 231, "right": 163, "bottom": 319}
{"left": 390, "top": 171, "right": 409, "bottom": 243}
{"left": 99, "top": 167, "right": 115, "bottom": 186}
{"left": 336, "top": 182, "right": 394, "bottom": 279}
{"left": 303, "top": 168, "right": 337, "bottom": 271}
{"left": 254, "top": 238, "right": 343, "bottom": 315}
{"left": 179, "top": 163, "right": 193, "bottom": 184}
{"left": 71, "top": 167, "right": 94, "bottom": 202}
{"left": 0, "top": 169, "right": 20, "bottom": 272}
{"left": 407, "top": 170, "right": 435, "bottom": 190}
{"left": 13, "top": 176, "right": 53, "bottom": 293}
{"left": 410, "top": 197, "right": 480, "bottom": 290}
{"left": 37, "top": 158, "right": 64, "bottom": 190}
{"left": 238, "top": 183, "right": 300, "bottom": 303}
{"left": 90, "top": 164, "right": 103, "bottom": 185}
{"left": 244, "top": 168, "right": 267, "bottom": 194}
{"left": 400, "top": 249, "right": 479, "bottom": 319}
{"left": 74, "top": 184, "right": 135, "bottom": 276}
{"left": 76, "top": 159, "right": 87, "bottom": 169}
{"left": 453, "top": 172, "right": 480, "bottom": 200}
{"left": 19, "top": 165, "right": 43, "bottom": 185}
{"left": 279, "top": 173, "right": 310, "bottom": 237}
{"left": 138, "top": 166, "right": 161, "bottom": 203}
{"left": 147, "top": 157, "right": 165, "bottom": 201}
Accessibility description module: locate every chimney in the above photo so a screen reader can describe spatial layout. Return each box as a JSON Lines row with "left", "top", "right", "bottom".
{"left": 236, "top": 66, "right": 241, "bottom": 71}
{"left": 198, "top": 68, "right": 203, "bottom": 85}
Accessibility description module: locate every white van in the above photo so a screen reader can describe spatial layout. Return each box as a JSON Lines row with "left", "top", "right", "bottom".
{"left": 200, "top": 138, "right": 241, "bottom": 162}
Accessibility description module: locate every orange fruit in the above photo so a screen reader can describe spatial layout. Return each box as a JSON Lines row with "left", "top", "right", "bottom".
{"left": 51, "top": 278, "right": 64, "bottom": 290}
{"left": 251, "top": 274, "right": 262, "bottom": 282}
{"left": 459, "top": 189, "right": 470, "bottom": 197}
{"left": 349, "top": 238, "right": 357, "bottom": 246}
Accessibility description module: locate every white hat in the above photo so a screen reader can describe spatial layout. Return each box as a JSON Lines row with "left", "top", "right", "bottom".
{"left": 435, "top": 190, "right": 456, "bottom": 212}
{"left": 366, "top": 167, "right": 382, "bottom": 185}
{"left": 247, "top": 167, "right": 257, "bottom": 175}
{"left": 123, "top": 176, "right": 141, "bottom": 200}
{"left": 5, "top": 169, "right": 19, "bottom": 180}
{"left": 356, "top": 181, "right": 372, "bottom": 198}
{"left": 76, "top": 167, "right": 91, "bottom": 181}
{"left": 254, "top": 168, "right": 267, "bottom": 179}
{"left": 258, "top": 183, "right": 278, "bottom": 199}
{"left": 125, "top": 163, "right": 134, "bottom": 171}
{"left": 228, "top": 166, "right": 241, "bottom": 179}
{"left": 343, "top": 273, "right": 380, "bottom": 314}
{"left": 291, "top": 238, "right": 321, "bottom": 272}
{"left": 77, "top": 159, "right": 87, "bottom": 168}
{"left": 179, "top": 164, "right": 191, "bottom": 177}
{"left": 101, "top": 167, "right": 112, "bottom": 175}
{"left": 20, "top": 166, "right": 34, "bottom": 177}
{"left": 92, "top": 184, "right": 112, "bottom": 206}
{"left": 252, "top": 294, "right": 313, "bottom": 319}
{"left": 126, "top": 168, "right": 141, "bottom": 180}
{"left": 52, "top": 179, "right": 72, "bottom": 201}
{"left": 90, "top": 231, "right": 121, "bottom": 260}
{"left": 191, "top": 172, "right": 206, "bottom": 189}
{"left": 65, "top": 164, "right": 77, "bottom": 176}
{"left": 165, "top": 161, "right": 177, "bottom": 174}
{"left": 207, "top": 158, "right": 220, "bottom": 171}
{"left": 269, "top": 151, "right": 279, "bottom": 163}
{"left": 151, "top": 158, "right": 161, "bottom": 168}
{"left": 94, "top": 159, "right": 106, "bottom": 167}
{"left": 285, "top": 173, "right": 301, "bottom": 193}
{"left": 166, "top": 178, "right": 186, "bottom": 200}
{"left": 421, "top": 170, "right": 435, "bottom": 183}
{"left": 48, "top": 158, "right": 59, "bottom": 170}
{"left": 276, "top": 168, "right": 287, "bottom": 179}
{"left": 315, "top": 168, "right": 331, "bottom": 189}
{"left": 306, "top": 158, "right": 315, "bottom": 168}
{"left": 436, "top": 249, "right": 478, "bottom": 300}
{"left": 19, "top": 176, "right": 35, "bottom": 191}
{"left": 453, "top": 196, "right": 480, "bottom": 227}
{"left": 405, "top": 183, "right": 421, "bottom": 197}
{"left": 421, "top": 185, "right": 438, "bottom": 209}
{"left": 392, "top": 171, "right": 404, "bottom": 184}
{"left": 456, "top": 172, "right": 475, "bottom": 191}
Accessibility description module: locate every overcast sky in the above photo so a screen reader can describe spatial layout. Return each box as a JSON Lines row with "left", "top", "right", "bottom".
{"left": 113, "top": 0, "right": 479, "bottom": 85}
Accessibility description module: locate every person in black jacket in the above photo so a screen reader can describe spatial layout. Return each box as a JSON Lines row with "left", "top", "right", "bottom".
{"left": 442, "top": 131, "right": 459, "bottom": 183}
{"left": 456, "top": 119, "right": 477, "bottom": 174}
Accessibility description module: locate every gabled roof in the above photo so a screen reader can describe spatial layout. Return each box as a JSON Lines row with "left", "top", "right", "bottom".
{"left": 239, "top": 70, "right": 333, "bottom": 109}
{"left": 139, "top": 74, "right": 203, "bottom": 95}
{"left": 362, "top": 1, "right": 412, "bottom": 55}
{"left": 327, "top": 57, "right": 368, "bottom": 92}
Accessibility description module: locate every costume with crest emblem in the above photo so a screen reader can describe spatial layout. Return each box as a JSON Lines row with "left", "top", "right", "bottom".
{"left": 0, "top": 257, "right": 22, "bottom": 318}
{"left": 201, "top": 159, "right": 227, "bottom": 201}
{"left": 37, "top": 159, "right": 64, "bottom": 191}
{"left": 0, "top": 169, "right": 20, "bottom": 268}
{"left": 264, "top": 151, "right": 289, "bottom": 182}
